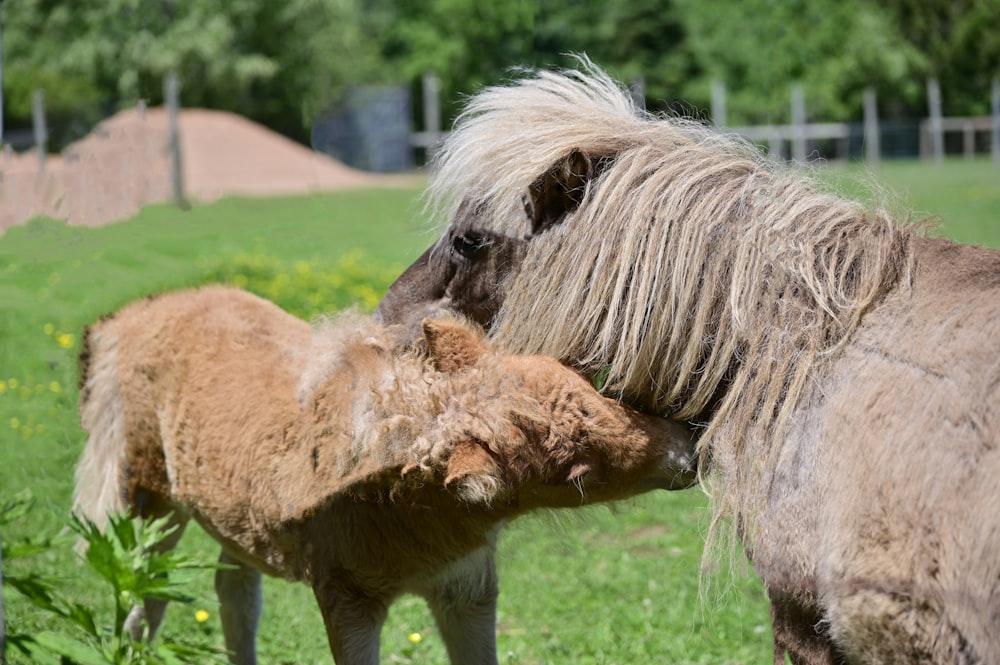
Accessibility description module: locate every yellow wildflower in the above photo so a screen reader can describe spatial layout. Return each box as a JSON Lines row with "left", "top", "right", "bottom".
{"left": 43, "top": 323, "right": 54, "bottom": 335}
{"left": 57, "top": 333, "right": 74, "bottom": 349}
{"left": 195, "top": 609, "right": 210, "bottom": 623}
{"left": 9, "top": 417, "right": 20, "bottom": 430}
{"left": 407, "top": 632, "right": 422, "bottom": 644}
{"left": 0, "top": 380, "right": 6, "bottom": 394}
{"left": 49, "top": 381, "right": 61, "bottom": 394}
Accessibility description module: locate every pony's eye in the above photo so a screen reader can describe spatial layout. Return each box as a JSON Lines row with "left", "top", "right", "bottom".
{"left": 451, "top": 233, "right": 487, "bottom": 259}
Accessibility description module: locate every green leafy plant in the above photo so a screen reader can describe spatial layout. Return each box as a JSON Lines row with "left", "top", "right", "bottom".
{"left": 202, "top": 248, "right": 401, "bottom": 319}
{"left": 1, "top": 494, "right": 227, "bottom": 665}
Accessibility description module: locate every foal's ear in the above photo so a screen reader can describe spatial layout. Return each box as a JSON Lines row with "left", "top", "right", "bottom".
{"left": 524, "top": 149, "right": 603, "bottom": 234}
{"left": 444, "top": 440, "right": 505, "bottom": 504}
{"left": 422, "top": 317, "right": 490, "bottom": 372}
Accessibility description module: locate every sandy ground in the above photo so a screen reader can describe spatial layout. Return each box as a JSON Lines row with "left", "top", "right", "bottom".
{"left": 0, "top": 106, "right": 410, "bottom": 233}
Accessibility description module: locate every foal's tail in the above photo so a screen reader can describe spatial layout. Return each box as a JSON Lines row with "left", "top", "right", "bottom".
{"left": 73, "top": 318, "right": 127, "bottom": 531}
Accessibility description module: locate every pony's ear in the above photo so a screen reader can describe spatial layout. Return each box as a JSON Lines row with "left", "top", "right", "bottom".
{"left": 523, "top": 150, "right": 602, "bottom": 235}
{"left": 421, "top": 317, "right": 489, "bottom": 372}
{"left": 444, "top": 440, "right": 504, "bottom": 504}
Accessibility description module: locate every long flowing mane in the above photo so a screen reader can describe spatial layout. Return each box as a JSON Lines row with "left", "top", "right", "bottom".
{"left": 428, "top": 60, "right": 915, "bottom": 545}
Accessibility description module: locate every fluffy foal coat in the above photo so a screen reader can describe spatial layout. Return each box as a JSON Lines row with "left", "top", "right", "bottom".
{"left": 377, "top": 62, "right": 1000, "bottom": 664}
{"left": 74, "top": 286, "right": 696, "bottom": 665}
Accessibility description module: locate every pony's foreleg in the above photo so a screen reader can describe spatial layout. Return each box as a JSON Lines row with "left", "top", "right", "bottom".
{"left": 767, "top": 588, "right": 841, "bottom": 665}
{"left": 422, "top": 545, "right": 500, "bottom": 665}
{"left": 215, "top": 549, "right": 263, "bottom": 665}
{"left": 123, "top": 509, "right": 189, "bottom": 643}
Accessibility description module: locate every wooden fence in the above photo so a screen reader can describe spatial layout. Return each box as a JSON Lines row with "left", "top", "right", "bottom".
{"left": 10, "top": 74, "right": 1000, "bottom": 174}
{"left": 415, "top": 74, "right": 1000, "bottom": 168}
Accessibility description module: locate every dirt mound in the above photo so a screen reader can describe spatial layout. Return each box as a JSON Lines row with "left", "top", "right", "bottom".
{"left": 0, "top": 107, "right": 397, "bottom": 233}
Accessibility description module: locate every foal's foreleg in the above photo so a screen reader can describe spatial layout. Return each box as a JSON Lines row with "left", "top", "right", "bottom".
{"left": 312, "top": 574, "right": 389, "bottom": 665}
{"left": 422, "top": 545, "right": 500, "bottom": 665}
{"left": 215, "top": 549, "right": 263, "bottom": 665}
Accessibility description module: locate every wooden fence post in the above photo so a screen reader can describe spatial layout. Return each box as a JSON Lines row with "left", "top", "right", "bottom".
{"left": 864, "top": 87, "right": 880, "bottom": 169}
{"left": 32, "top": 89, "right": 46, "bottom": 173}
{"left": 992, "top": 77, "right": 999, "bottom": 166}
{"left": 163, "top": 73, "right": 187, "bottom": 209}
{"left": 791, "top": 84, "right": 807, "bottom": 163}
{"left": 768, "top": 130, "right": 783, "bottom": 163}
{"left": 421, "top": 72, "right": 441, "bottom": 156}
{"left": 927, "top": 78, "right": 944, "bottom": 165}
{"left": 629, "top": 76, "right": 646, "bottom": 111}
{"left": 711, "top": 80, "right": 727, "bottom": 128}
{"left": 0, "top": 0, "right": 6, "bottom": 147}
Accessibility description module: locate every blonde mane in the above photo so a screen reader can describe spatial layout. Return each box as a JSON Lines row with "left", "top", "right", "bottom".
{"left": 428, "top": 60, "right": 914, "bottom": 545}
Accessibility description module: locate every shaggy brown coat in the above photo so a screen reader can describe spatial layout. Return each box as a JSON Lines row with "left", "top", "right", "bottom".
{"left": 74, "top": 285, "right": 696, "bottom": 665}
{"left": 376, "top": 61, "right": 1000, "bottom": 664}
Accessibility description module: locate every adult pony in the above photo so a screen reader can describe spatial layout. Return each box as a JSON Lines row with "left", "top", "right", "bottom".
{"left": 75, "top": 286, "right": 696, "bottom": 665}
{"left": 375, "top": 62, "right": 1000, "bottom": 664}
{"left": 375, "top": 200, "right": 534, "bottom": 340}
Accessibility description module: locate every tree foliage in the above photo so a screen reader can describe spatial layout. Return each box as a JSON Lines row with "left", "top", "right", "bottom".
{"left": 880, "top": 0, "right": 1000, "bottom": 115}
{"left": 1, "top": 0, "right": 997, "bottom": 144}
{"left": 673, "top": 0, "right": 929, "bottom": 123}
{"left": 2, "top": 0, "right": 381, "bottom": 144}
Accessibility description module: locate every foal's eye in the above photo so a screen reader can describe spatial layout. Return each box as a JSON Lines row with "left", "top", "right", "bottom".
{"left": 451, "top": 233, "right": 488, "bottom": 259}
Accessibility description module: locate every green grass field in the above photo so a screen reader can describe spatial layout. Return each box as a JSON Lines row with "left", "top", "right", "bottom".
{"left": 1, "top": 158, "right": 998, "bottom": 664}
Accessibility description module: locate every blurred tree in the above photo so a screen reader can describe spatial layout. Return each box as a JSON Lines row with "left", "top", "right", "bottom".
{"left": 367, "top": 0, "right": 536, "bottom": 121}
{"left": 1, "top": 0, "right": 997, "bottom": 145}
{"left": 1, "top": 0, "right": 381, "bottom": 145}
{"left": 1, "top": 2, "right": 106, "bottom": 146}
{"left": 524, "top": 0, "right": 611, "bottom": 68}
{"left": 365, "top": 0, "right": 700, "bottom": 123}
{"left": 599, "top": 0, "right": 702, "bottom": 114}
{"left": 525, "top": 0, "right": 702, "bottom": 114}
{"left": 880, "top": 0, "right": 1000, "bottom": 115}
{"left": 674, "top": 0, "right": 926, "bottom": 124}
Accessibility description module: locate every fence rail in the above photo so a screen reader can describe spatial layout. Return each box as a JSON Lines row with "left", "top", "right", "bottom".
{"left": 7, "top": 74, "right": 1000, "bottom": 174}
{"left": 919, "top": 116, "right": 999, "bottom": 160}
{"left": 727, "top": 122, "right": 852, "bottom": 161}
